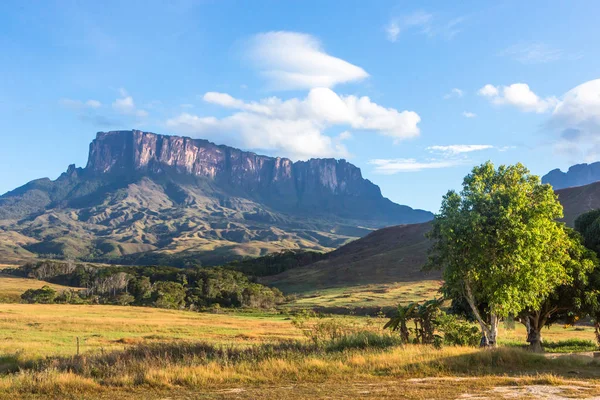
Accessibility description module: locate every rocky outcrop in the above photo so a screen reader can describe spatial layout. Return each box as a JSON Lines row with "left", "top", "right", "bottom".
{"left": 87, "top": 130, "right": 377, "bottom": 195}
{"left": 543, "top": 162, "right": 600, "bottom": 190}
{"left": 84, "top": 130, "right": 431, "bottom": 222}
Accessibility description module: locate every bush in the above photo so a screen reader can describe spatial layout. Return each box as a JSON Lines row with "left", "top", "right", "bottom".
{"left": 114, "top": 293, "right": 135, "bottom": 306}
{"left": 21, "top": 285, "right": 57, "bottom": 304}
{"left": 435, "top": 314, "right": 480, "bottom": 347}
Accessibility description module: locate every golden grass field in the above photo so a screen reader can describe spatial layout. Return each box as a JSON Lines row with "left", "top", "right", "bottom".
{"left": 1, "top": 275, "right": 600, "bottom": 398}
{"left": 0, "top": 304, "right": 306, "bottom": 358}
{"left": 289, "top": 280, "right": 443, "bottom": 309}
{"left": 0, "top": 274, "right": 80, "bottom": 303}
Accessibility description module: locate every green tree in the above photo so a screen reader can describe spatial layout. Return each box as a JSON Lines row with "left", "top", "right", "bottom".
{"left": 518, "top": 228, "right": 598, "bottom": 352}
{"left": 128, "top": 276, "right": 152, "bottom": 301}
{"left": 151, "top": 281, "right": 186, "bottom": 309}
{"left": 427, "top": 162, "right": 571, "bottom": 346}
{"left": 574, "top": 209, "right": 600, "bottom": 345}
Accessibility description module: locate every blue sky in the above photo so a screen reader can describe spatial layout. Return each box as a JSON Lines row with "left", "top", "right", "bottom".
{"left": 1, "top": 0, "right": 599, "bottom": 212}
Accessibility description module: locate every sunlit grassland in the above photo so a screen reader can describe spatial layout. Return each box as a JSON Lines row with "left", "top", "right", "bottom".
{"left": 0, "top": 274, "right": 79, "bottom": 303}
{"left": 287, "top": 280, "right": 443, "bottom": 309}
{"left": 1, "top": 344, "right": 600, "bottom": 399}
{"left": 0, "top": 304, "right": 308, "bottom": 358}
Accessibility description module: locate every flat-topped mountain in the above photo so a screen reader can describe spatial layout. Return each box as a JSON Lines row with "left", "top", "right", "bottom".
{"left": 0, "top": 130, "right": 432, "bottom": 264}
{"left": 543, "top": 162, "right": 600, "bottom": 190}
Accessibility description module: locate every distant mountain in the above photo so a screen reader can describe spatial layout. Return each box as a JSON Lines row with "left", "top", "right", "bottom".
{"left": 542, "top": 162, "right": 600, "bottom": 190}
{"left": 266, "top": 181, "right": 600, "bottom": 293}
{"left": 0, "top": 130, "right": 432, "bottom": 264}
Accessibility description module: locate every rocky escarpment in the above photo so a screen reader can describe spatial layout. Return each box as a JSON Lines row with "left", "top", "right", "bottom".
{"left": 0, "top": 129, "right": 432, "bottom": 264}
{"left": 83, "top": 130, "right": 430, "bottom": 222}
{"left": 543, "top": 162, "right": 600, "bottom": 190}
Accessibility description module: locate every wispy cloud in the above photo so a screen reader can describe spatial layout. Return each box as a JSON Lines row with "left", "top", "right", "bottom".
{"left": 385, "top": 11, "right": 466, "bottom": 42}
{"left": 462, "top": 111, "right": 476, "bottom": 118}
{"left": 59, "top": 98, "right": 102, "bottom": 109}
{"left": 370, "top": 158, "right": 462, "bottom": 174}
{"left": 427, "top": 144, "right": 493, "bottom": 155}
{"left": 444, "top": 88, "right": 464, "bottom": 99}
{"left": 499, "top": 42, "right": 574, "bottom": 64}
{"left": 246, "top": 31, "right": 368, "bottom": 90}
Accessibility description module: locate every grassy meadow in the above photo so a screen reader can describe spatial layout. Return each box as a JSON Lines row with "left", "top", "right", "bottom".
{"left": 0, "top": 274, "right": 81, "bottom": 303}
{"left": 288, "top": 280, "right": 442, "bottom": 310}
{"left": 1, "top": 274, "right": 600, "bottom": 398}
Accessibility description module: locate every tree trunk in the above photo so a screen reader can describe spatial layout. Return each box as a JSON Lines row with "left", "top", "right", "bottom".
{"left": 464, "top": 281, "right": 493, "bottom": 347}
{"left": 528, "top": 327, "right": 543, "bottom": 353}
{"left": 488, "top": 313, "right": 499, "bottom": 347}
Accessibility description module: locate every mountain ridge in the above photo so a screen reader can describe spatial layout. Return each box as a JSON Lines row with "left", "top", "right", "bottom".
{"left": 0, "top": 130, "right": 432, "bottom": 264}
{"left": 542, "top": 161, "right": 600, "bottom": 190}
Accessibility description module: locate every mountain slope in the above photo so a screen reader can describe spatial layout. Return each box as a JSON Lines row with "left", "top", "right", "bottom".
{"left": 543, "top": 162, "right": 600, "bottom": 190}
{"left": 0, "top": 130, "right": 432, "bottom": 264}
{"left": 556, "top": 181, "right": 600, "bottom": 226}
{"left": 266, "top": 181, "right": 600, "bottom": 293}
{"left": 263, "top": 222, "right": 436, "bottom": 293}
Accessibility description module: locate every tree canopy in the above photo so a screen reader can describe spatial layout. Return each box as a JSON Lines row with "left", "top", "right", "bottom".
{"left": 427, "top": 162, "right": 572, "bottom": 346}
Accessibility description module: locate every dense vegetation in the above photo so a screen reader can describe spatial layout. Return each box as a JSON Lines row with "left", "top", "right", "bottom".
{"left": 224, "top": 250, "right": 327, "bottom": 277}
{"left": 13, "top": 260, "right": 284, "bottom": 309}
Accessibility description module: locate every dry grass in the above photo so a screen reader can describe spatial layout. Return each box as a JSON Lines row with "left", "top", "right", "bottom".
{"left": 1, "top": 344, "right": 600, "bottom": 399}
{"left": 0, "top": 304, "right": 304, "bottom": 358}
{"left": 499, "top": 323, "right": 597, "bottom": 345}
{"left": 288, "top": 280, "right": 442, "bottom": 309}
{"left": 0, "top": 275, "right": 79, "bottom": 303}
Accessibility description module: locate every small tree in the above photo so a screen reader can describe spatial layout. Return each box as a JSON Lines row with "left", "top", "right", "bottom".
{"left": 151, "top": 281, "right": 186, "bottom": 309}
{"left": 384, "top": 299, "right": 443, "bottom": 345}
{"left": 427, "top": 162, "right": 571, "bottom": 346}
{"left": 518, "top": 228, "right": 598, "bottom": 352}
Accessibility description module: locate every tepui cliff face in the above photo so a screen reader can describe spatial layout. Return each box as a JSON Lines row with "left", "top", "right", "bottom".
{"left": 0, "top": 130, "right": 433, "bottom": 264}
{"left": 86, "top": 130, "right": 382, "bottom": 199}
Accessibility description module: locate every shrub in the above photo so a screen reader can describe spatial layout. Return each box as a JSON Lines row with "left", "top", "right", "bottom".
{"left": 114, "top": 293, "right": 135, "bottom": 306}
{"left": 435, "top": 314, "right": 480, "bottom": 347}
{"left": 21, "top": 286, "right": 57, "bottom": 304}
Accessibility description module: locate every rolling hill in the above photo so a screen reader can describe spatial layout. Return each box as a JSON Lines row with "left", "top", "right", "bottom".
{"left": 266, "top": 180, "right": 600, "bottom": 294}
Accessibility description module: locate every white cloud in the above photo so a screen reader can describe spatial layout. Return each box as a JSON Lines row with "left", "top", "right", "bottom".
{"left": 59, "top": 98, "right": 102, "bottom": 109}
{"left": 338, "top": 131, "right": 353, "bottom": 140}
{"left": 478, "top": 83, "right": 558, "bottom": 113}
{"left": 427, "top": 144, "right": 493, "bottom": 155}
{"left": 500, "top": 42, "right": 566, "bottom": 64}
{"left": 246, "top": 31, "right": 368, "bottom": 90}
{"left": 462, "top": 111, "right": 476, "bottom": 118}
{"left": 444, "top": 88, "right": 464, "bottom": 99}
{"left": 478, "top": 84, "right": 499, "bottom": 97}
{"left": 385, "top": 21, "right": 401, "bottom": 42}
{"left": 112, "top": 91, "right": 148, "bottom": 118}
{"left": 167, "top": 87, "right": 421, "bottom": 159}
{"left": 385, "top": 11, "right": 465, "bottom": 42}
{"left": 369, "top": 158, "right": 461, "bottom": 174}
{"left": 548, "top": 78, "right": 600, "bottom": 161}
{"left": 85, "top": 100, "right": 101, "bottom": 108}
